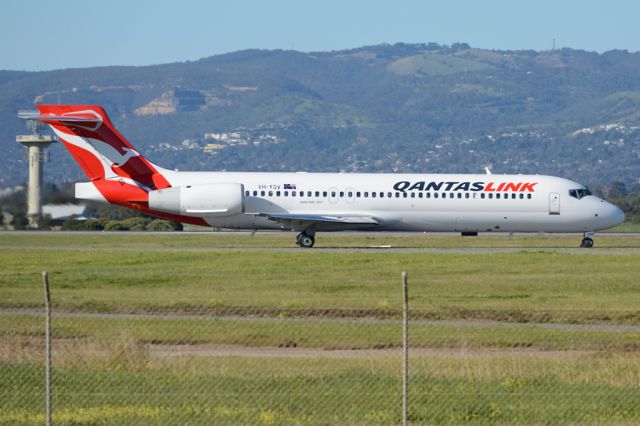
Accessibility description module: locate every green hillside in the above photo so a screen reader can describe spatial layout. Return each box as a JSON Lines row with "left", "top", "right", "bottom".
{"left": 1, "top": 43, "right": 640, "bottom": 188}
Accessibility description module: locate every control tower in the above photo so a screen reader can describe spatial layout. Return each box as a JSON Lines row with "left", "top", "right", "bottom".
{"left": 17, "top": 111, "right": 57, "bottom": 227}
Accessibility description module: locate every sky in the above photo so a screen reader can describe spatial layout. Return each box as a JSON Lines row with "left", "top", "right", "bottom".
{"left": 1, "top": 0, "right": 639, "bottom": 71}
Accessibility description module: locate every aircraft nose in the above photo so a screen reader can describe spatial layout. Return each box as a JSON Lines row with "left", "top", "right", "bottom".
{"left": 611, "top": 205, "right": 625, "bottom": 226}
{"left": 603, "top": 202, "right": 625, "bottom": 228}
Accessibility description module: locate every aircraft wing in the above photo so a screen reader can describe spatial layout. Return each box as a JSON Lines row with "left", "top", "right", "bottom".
{"left": 260, "top": 213, "right": 379, "bottom": 229}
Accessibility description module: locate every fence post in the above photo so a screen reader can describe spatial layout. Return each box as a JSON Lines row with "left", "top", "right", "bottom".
{"left": 43, "top": 272, "right": 51, "bottom": 426}
{"left": 402, "top": 271, "right": 409, "bottom": 426}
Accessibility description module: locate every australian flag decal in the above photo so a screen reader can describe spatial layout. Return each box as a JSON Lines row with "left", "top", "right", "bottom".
{"left": 284, "top": 183, "right": 297, "bottom": 189}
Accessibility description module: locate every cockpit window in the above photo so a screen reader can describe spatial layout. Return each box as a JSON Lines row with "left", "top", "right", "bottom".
{"left": 569, "top": 188, "right": 592, "bottom": 200}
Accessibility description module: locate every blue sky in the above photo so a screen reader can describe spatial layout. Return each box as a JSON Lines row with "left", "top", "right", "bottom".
{"left": 2, "top": 0, "right": 638, "bottom": 71}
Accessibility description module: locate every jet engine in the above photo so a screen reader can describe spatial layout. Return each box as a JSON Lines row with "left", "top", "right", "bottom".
{"left": 148, "top": 183, "right": 244, "bottom": 216}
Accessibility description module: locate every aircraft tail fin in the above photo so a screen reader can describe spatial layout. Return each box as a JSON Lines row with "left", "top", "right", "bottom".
{"left": 35, "top": 105, "right": 170, "bottom": 191}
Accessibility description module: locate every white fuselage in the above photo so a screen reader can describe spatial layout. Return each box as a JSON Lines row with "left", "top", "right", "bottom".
{"left": 153, "top": 170, "right": 624, "bottom": 233}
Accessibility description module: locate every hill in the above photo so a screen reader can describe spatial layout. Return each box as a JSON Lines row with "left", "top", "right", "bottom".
{"left": 1, "top": 43, "right": 640, "bottom": 189}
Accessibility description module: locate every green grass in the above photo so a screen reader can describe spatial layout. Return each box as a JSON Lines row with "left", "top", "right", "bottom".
{"left": 3, "top": 312, "right": 640, "bottom": 353}
{"left": 2, "top": 231, "right": 639, "bottom": 248}
{"left": 3, "top": 354, "right": 640, "bottom": 425}
{"left": 2, "top": 233, "right": 640, "bottom": 424}
{"left": 1, "top": 237, "right": 640, "bottom": 323}
{"left": 605, "top": 223, "right": 640, "bottom": 233}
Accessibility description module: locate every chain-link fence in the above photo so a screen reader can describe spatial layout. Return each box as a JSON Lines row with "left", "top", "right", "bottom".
{"left": 3, "top": 273, "right": 640, "bottom": 425}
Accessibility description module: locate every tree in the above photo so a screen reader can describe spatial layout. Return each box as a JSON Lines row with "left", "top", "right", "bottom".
{"left": 10, "top": 211, "right": 28, "bottom": 230}
{"left": 608, "top": 181, "right": 628, "bottom": 198}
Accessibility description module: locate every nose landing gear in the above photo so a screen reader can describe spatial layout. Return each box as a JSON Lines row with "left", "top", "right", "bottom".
{"left": 580, "top": 231, "right": 594, "bottom": 248}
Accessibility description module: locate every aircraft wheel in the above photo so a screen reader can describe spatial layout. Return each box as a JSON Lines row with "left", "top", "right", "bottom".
{"left": 580, "top": 237, "right": 594, "bottom": 248}
{"left": 298, "top": 234, "right": 315, "bottom": 248}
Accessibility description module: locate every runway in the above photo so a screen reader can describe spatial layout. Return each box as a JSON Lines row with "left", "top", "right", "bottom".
{"left": 2, "top": 244, "right": 640, "bottom": 254}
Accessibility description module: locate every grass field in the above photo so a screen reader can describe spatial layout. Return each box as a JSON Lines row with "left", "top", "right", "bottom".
{"left": 1, "top": 232, "right": 640, "bottom": 424}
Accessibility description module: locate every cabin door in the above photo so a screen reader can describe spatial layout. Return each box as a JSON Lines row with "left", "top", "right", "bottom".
{"left": 549, "top": 192, "right": 560, "bottom": 215}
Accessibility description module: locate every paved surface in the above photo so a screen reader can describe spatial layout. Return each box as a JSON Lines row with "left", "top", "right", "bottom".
{"left": 2, "top": 244, "right": 640, "bottom": 254}
{"left": 2, "top": 230, "right": 640, "bottom": 237}
{"left": 2, "top": 309, "right": 628, "bottom": 359}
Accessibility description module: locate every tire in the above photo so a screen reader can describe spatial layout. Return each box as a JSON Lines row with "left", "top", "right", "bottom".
{"left": 299, "top": 235, "right": 315, "bottom": 248}
{"left": 581, "top": 237, "right": 594, "bottom": 248}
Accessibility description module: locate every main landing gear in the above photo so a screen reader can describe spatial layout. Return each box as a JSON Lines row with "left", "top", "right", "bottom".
{"left": 296, "top": 231, "right": 315, "bottom": 248}
{"left": 580, "top": 231, "right": 594, "bottom": 248}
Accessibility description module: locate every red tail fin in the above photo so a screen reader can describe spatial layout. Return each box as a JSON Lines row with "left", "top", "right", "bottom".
{"left": 36, "top": 105, "right": 170, "bottom": 191}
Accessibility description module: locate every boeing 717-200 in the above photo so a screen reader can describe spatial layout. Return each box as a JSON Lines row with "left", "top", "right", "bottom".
{"left": 30, "top": 105, "right": 624, "bottom": 247}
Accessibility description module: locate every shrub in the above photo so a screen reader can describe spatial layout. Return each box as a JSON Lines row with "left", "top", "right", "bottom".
{"left": 146, "top": 219, "right": 176, "bottom": 231}
{"left": 121, "top": 217, "right": 150, "bottom": 231}
{"left": 104, "top": 221, "right": 127, "bottom": 231}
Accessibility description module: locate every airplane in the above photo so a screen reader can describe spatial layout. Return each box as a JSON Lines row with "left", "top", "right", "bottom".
{"left": 30, "top": 105, "right": 624, "bottom": 248}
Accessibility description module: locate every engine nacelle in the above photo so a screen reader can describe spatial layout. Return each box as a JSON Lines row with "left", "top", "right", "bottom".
{"left": 148, "top": 183, "right": 244, "bottom": 216}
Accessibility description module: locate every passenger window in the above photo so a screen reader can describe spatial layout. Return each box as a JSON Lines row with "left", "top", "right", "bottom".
{"left": 488, "top": 193, "right": 493, "bottom": 199}
{"left": 245, "top": 190, "right": 249, "bottom": 196}
{"left": 481, "top": 193, "right": 485, "bottom": 199}
{"left": 465, "top": 193, "right": 469, "bottom": 199}
{"left": 496, "top": 193, "right": 501, "bottom": 199}
{"left": 457, "top": 193, "right": 462, "bottom": 199}
{"left": 269, "top": 191, "right": 273, "bottom": 196}
{"left": 511, "top": 193, "right": 516, "bottom": 199}
{"left": 527, "top": 194, "right": 532, "bottom": 199}
{"left": 388, "top": 192, "right": 392, "bottom": 198}
{"left": 315, "top": 191, "right": 320, "bottom": 197}
{"left": 519, "top": 194, "right": 524, "bottom": 199}
{"left": 340, "top": 191, "right": 344, "bottom": 197}
{"left": 380, "top": 192, "right": 385, "bottom": 198}
{"left": 261, "top": 191, "right": 265, "bottom": 196}
{"left": 364, "top": 192, "right": 369, "bottom": 198}
{"left": 418, "top": 193, "right": 423, "bottom": 198}
{"left": 253, "top": 190, "right": 258, "bottom": 196}
{"left": 323, "top": 191, "right": 328, "bottom": 197}
{"left": 427, "top": 193, "right": 431, "bottom": 198}
{"left": 348, "top": 192, "right": 353, "bottom": 197}
{"left": 276, "top": 191, "right": 281, "bottom": 197}
{"left": 411, "top": 193, "right": 415, "bottom": 198}
{"left": 403, "top": 193, "right": 408, "bottom": 198}
{"left": 449, "top": 193, "right": 454, "bottom": 199}
{"left": 356, "top": 192, "right": 361, "bottom": 197}
{"left": 292, "top": 191, "right": 297, "bottom": 196}
{"left": 395, "top": 193, "right": 400, "bottom": 198}
{"left": 434, "top": 193, "right": 438, "bottom": 199}
{"left": 307, "top": 191, "right": 312, "bottom": 197}
{"left": 331, "top": 192, "right": 336, "bottom": 197}
{"left": 284, "top": 191, "right": 288, "bottom": 197}
{"left": 372, "top": 192, "right": 376, "bottom": 198}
